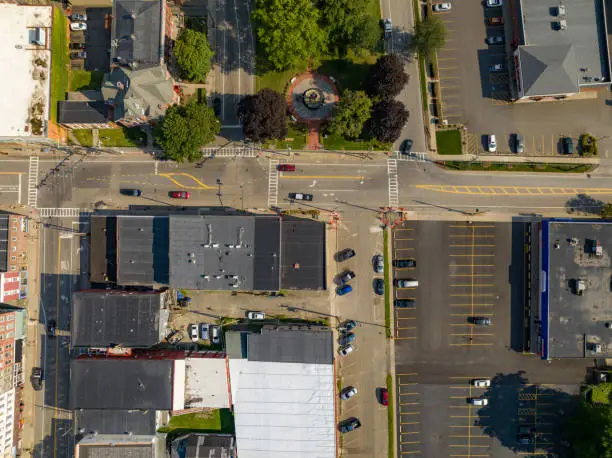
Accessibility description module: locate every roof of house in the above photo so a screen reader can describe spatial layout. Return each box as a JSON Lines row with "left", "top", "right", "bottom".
{"left": 76, "top": 438, "right": 155, "bottom": 458}
{"left": 173, "top": 434, "right": 236, "bottom": 458}
{"left": 71, "top": 290, "right": 165, "bottom": 348}
{"left": 75, "top": 409, "right": 157, "bottom": 436}
{"left": 70, "top": 359, "right": 174, "bottom": 410}
{"left": 112, "top": 0, "right": 163, "bottom": 66}
{"left": 247, "top": 326, "right": 333, "bottom": 364}
{"left": 280, "top": 217, "right": 326, "bottom": 290}
{"left": 0, "top": 213, "right": 8, "bottom": 272}
{"left": 518, "top": 44, "right": 579, "bottom": 97}
{"left": 58, "top": 101, "right": 109, "bottom": 124}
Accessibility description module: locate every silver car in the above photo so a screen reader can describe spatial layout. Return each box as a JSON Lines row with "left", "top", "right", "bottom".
{"left": 374, "top": 254, "right": 384, "bottom": 273}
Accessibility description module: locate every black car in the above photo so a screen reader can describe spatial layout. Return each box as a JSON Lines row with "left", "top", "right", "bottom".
{"left": 69, "top": 42, "right": 86, "bottom": 50}
{"left": 561, "top": 137, "right": 574, "bottom": 154}
{"left": 288, "top": 192, "right": 313, "bottom": 201}
{"left": 374, "top": 278, "right": 384, "bottom": 295}
{"left": 395, "top": 299, "right": 416, "bottom": 308}
{"left": 517, "top": 434, "right": 533, "bottom": 445}
{"left": 394, "top": 259, "right": 416, "bottom": 268}
{"left": 400, "top": 139, "right": 413, "bottom": 154}
{"left": 120, "top": 188, "right": 142, "bottom": 197}
{"left": 518, "top": 425, "right": 535, "bottom": 435}
{"left": 338, "top": 270, "right": 356, "bottom": 286}
{"left": 339, "top": 417, "right": 362, "bottom": 433}
{"left": 31, "top": 367, "right": 43, "bottom": 391}
{"left": 71, "top": 51, "right": 87, "bottom": 59}
{"left": 336, "top": 248, "right": 356, "bottom": 262}
{"left": 213, "top": 98, "right": 222, "bottom": 117}
{"left": 472, "top": 317, "right": 492, "bottom": 326}
{"left": 47, "top": 319, "right": 56, "bottom": 338}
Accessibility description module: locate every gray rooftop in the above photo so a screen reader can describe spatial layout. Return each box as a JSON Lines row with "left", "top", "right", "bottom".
{"left": 518, "top": 0, "right": 610, "bottom": 92}
{"left": 518, "top": 44, "right": 579, "bottom": 97}
{"left": 117, "top": 216, "right": 169, "bottom": 285}
{"left": 70, "top": 359, "right": 174, "bottom": 409}
{"left": 169, "top": 215, "right": 281, "bottom": 290}
{"left": 247, "top": 326, "right": 333, "bottom": 364}
{"left": 77, "top": 442, "right": 154, "bottom": 458}
{"left": 71, "top": 290, "right": 166, "bottom": 348}
{"left": 75, "top": 409, "right": 157, "bottom": 435}
{"left": 0, "top": 214, "right": 8, "bottom": 272}
{"left": 547, "top": 220, "right": 612, "bottom": 358}
{"left": 280, "top": 217, "right": 326, "bottom": 290}
{"left": 112, "top": 0, "right": 163, "bottom": 66}
{"left": 172, "top": 434, "right": 236, "bottom": 458}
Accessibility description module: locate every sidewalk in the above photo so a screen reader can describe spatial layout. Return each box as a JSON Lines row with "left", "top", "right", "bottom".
{"left": 428, "top": 151, "right": 600, "bottom": 164}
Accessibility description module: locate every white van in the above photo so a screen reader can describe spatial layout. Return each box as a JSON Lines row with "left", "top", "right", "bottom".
{"left": 395, "top": 279, "right": 419, "bottom": 288}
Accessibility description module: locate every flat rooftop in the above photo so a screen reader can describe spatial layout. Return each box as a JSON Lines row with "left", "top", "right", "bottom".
{"left": 0, "top": 5, "right": 52, "bottom": 137}
{"left": 75, "top": 409, "right": 157, "bottom": 436}
{"left": 280, "top": 217, "right": 326, "bottom": 290}
{"left": 543, "top": 220, "right": 612, "bottom": 358}
{"left": 519, "top": 0, "right": 610, "bottom": 86}
{"left": 248, "top": 326, "right": 333, "bottom": 364}
{"left": 184, "top": 357, "right": 230, "bottom": 408}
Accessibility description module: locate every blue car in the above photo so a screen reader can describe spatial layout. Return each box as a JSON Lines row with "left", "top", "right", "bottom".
{"left": 343, "top": 332, "right": 356, "bottom": 344}
{"left": 337, "top": 284, "right": 353, "bottom": 296}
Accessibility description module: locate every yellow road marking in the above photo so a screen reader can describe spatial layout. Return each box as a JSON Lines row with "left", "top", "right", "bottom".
{"left": 0, "top": 172, "right": 24, "bottom": 175}
{"left": 450, "top": 343, "right": 494, "bottom": 346}
{"left": 280, "top": 175, "right": 364, "bottom": 180}
{"left": 397, "top": 373, "right": 419, "bottom": 376}
{"left": 417, "top": 184, "right": 612, "bottom": 195}
{"left": 158, "top": 173, "right": 214, "bottom": 189}
{"left": 449, "top": 333, "right": 494, "bottom": 336}
{"left": 395, "top": 336, "right": 417, "bottom": 340}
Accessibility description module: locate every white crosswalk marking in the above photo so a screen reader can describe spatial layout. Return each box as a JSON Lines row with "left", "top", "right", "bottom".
{"left": 387, "top": 159, "right": 399, "bottom": 208}
{"left": 28, "top": 156, "right": 39, "bottom": 208}
{"left": 267, "top": 159, "right": 279, "bottom": 208}
{"left": 394, "top": 151, "right": 428, "bottom": 162}
{"left": 38, "top": 208, "right": 87, "bottom": 218}
{"left": 202, "top": 147, "right": 257, "bottom": 157}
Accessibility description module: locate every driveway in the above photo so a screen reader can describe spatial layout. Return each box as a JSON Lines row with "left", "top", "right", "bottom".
{"left": 83, "top": 8, "right": 111, "bottom": 72}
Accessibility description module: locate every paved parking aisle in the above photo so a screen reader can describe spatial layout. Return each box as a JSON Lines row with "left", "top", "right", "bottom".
{"left": 392, "top": 223, "right": 418, "bottom": 341}
{"left": 447, "top": 223, "right": 498, "bottom": 348}
{"left": 396, "top": 373, "right": 421, "bottom": 457}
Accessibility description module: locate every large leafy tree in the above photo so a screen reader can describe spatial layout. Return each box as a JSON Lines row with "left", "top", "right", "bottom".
{"left": 566, "top": 399, "right": 612, "bottom": 458}
{"left": 411, "top": 16, "right": 446, "bottom": 58}
{"left": 238, "top": 89, "right": 288, "bottom": 141}
{"left": 174, "top": 29, "right": 215, "bottom": 82}
{"left": 253, "top": 0, "right": 327, "bottom": 70}
{"left": 328, "top": 90, "right": 372, "bottom": 139}
{"left": 366, "top": 100, "right": 408, "bottom": 143}
{"left": 366, "top": 54, "right": 409, "bottom": 100}
{"left": 319, "top": 0, "right": 378, "bottom": 55}
{"left": 156, "top": 101, "right": 220, "bottom": 162}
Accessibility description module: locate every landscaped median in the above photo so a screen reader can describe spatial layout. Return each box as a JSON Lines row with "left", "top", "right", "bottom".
{"left": 50, "top": 7, "right": 69, "bottom": 123}
{"left": 157, "top": 409, "right": 235, "bottom": 438}
{"left": 383, "top": 229, "right": 392, "bottom": 339}
{"left": 435, "top": 129, "right": 462, "bottom": 155}
{"left": 437, "top": 161, "right": 595, "bottom": 173}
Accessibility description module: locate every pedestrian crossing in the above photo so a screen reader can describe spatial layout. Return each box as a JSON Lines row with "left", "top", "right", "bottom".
{"left": 388, "top": 159, "right": 399, "bottom": 208}
{"left": 28, "top": 156, "right": 39, "bottom": 208}
{"left": 38, "top": 208, "right": 86, "bottom": 218}
{"left": 267, "top": 160, "right": 279, "bottom": 208}
{"left": 202, "top": 147, "right": 257, "bottom": 157}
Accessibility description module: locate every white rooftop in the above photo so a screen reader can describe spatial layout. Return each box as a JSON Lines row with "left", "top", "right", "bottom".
{"left": 0, "top": 5, "right": 52, "bottom": 137}
{"left": 184, "top": 357, "right": 230, "bottom": 409}
{"left": 229, "top": 359, "right": 336, "bottom": 458}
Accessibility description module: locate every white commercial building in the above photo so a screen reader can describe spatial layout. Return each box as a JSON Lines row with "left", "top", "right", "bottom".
{"left": 0, "top": 5, "right": 52, "bottom": 137}
{"left": 0, "top": 389, "right": 15, "bottom": 458}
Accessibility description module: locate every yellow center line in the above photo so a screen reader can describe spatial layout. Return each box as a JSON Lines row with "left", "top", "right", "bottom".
{"left": 279, "top": 175, "right": 365, "bottom": 180}
{"left": 53, "top": 233, "right": 61, "bottom": 457}
{"left": 158, "top": 172, "right": 214, "bottom": 189}
{"left": 450, "top": 343, "right": 494, "bottom": 346}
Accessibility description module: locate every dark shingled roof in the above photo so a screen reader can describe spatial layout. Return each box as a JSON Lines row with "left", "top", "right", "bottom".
{"left": 174, "top": 434, "right": 235, "bottom": 458}
{"left": 280, "top": 217, "right": 326, "bottom": 290}
{"left": 58, "top": 101, "right": 108, "bottom": 124}
{"left": 70, "top": 359, "right": 174, "bottom": 410}
{"left": 71, "top": 290, "right": 164, "bottom": 348}
{"left": 247, "top": 326, "right": 333, "bottom": 364}
{"left": 77, "top": 443, "right": 154, "bottom": 458}
{"left": 112, "top": 0, "right": 163, "bottom": 66}
{"left": 0, "top": 214, "right": 8, "bottom": 272}
{"left": 75, "top": 409, "right": 157, "bottom": 435}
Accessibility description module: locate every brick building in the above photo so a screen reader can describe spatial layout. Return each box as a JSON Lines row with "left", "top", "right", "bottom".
{"left": 0, "top": 213, "right": 30, "bottom": 301}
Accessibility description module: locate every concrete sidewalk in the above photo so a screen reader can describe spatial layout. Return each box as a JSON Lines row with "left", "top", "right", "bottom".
{"left": 429, "top": 151, "right": 600, "bottom": 164}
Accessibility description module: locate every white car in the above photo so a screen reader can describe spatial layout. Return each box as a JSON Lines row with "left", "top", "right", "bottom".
{"left": 189, "top": 324, "right": 199, "bottom": 342}
{"left": 340, "top": 386, "right": 358, "bottom": 400}
{"left": 488, "top": 134, "right": 497, "bottom": 152}
{"left": 70, "top": 22, "right": 87, "bottom": 31}
{"left": 247, "top": 311, "right": 265, "bottom": 320}
{"left": 470, "top": 397, "right": 488, "bottom": 406}
{"left": 472, "top": 379, "right": 491, "bottom": 387}
{"left": 432, "top": 2, "right": 451, "bottom": 11}
{"left": 211, "top": 325, "right": 221, "bottom": 344}
{"left": 339, "top": 344, "right": 354, "bottom": 356}
{"left": 486, "top": 0, "right": 502, "bottom": 6}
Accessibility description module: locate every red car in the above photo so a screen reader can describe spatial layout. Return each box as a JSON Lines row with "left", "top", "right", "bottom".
{"left": 278, "top": 164, "right": 296, "bottom": 172}
{"left": 380, "top": 388, "right": 389, "bottom": 406}
{"left": 170, "top": 191, "right": 190, "bottom": 199}
{"left": 489, "top": 16, "right": 504, "bottom": 25}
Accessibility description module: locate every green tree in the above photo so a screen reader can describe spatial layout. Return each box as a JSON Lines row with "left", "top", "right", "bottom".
{"left": 238, "top": 89, "right": 288, "bottom": 141}
{"left": 319, "top": 0, "right": 378, "bottom": 55}
{"left": 328, "top": 90, "right": 372, "bottom": 139}
{"left": 174, "top": 29, "right": 215, "bottom": 82}
{"left": 156, "top": 101, "right": 220, "bottom": 162}
{"left": 411, "top": 16, "right": 446, "bottom": 58}
{"left": 566, "top": 399, "right": 612, "bottom": 458}
{"left": 253, "top": 0, "right": 327, "bottom": 71}
{"left": 366, "top": 54, "right": 409, "bottom": 100}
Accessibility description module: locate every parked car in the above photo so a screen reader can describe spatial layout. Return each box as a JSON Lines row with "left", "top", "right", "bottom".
{"left": 336, "top": 248, "right": 356, "bottom": 262}
{"left": 488, "top": 134, "right": 497, "bottom": 152}
{"left": 400, "top": 139, "right": 413, "bottom": 154}
{"left": 432, "top": 2, "right": 451, "bottom": 11}
{"left": 342, "top": 332, "right": 356, "bottom": 345}
{"left": 278, "top": 164, "right": 296, "bottom": 172}
{"left": 338, "top": 270, "right": 356, "bottom": 286}
{"left": 518, "top": 425, "right": 535, "bottom": 435}
{"left": 486, "top": 35, "right": 504, "bottom": 45}
{"left": 384, "top": 18, "right": 392, "bottom": 39}
{"left": 337, "top": 284, "right": 353, "bottom": 296}
{"left": 288, "top": 192, "right": 313, "bottom": 201}
{"left": 340, "top": 320, "right": 357, "bottom": 332}
{"left": 395, "top": 279, "right": 419, "bottom": 288}
{"left": 213, "top": 97, "right": 222, "bottom": 117}
{"left": 472, "top": 317, "right": 492, "bottom": 326}
{"left": 31, "top": 367, "right": 43, "bottom": 391}
{"left": 489, "top": 16, "right": 504, "bottom": 25}
{"left": 247, "top": 311, "right": 265, "bottom": 320}
{"left": 170, "top": 191, "right": 190, "bottom": 199}
{"left": 561, "top": 136, "right": 574, "bottom": 154}
{"left": 374, "top": 254, "right": 384, "bottom": 273}
{"left": 196, "top": 324, "right": 207, "bottom": 341}
{"left": 69, "top": 42, "right": 86, "bottom": 50}
{"left": 340, "top": 386, "right": 358, "bottom": 400}
{"left": 71, "top": 51, "right": 87, "bottom": 59}
{"left": 70, "top": 22, "right": 87, "bottom": 31}
{"left": 211, "top": 325, "right": 221, "bottom": 344}
{"left": 374, "top": 278, "right": 384, "bottom": 296}
{"left": 470, "top": 397, "right": 488, "bottom": 406}
{"left": 338, "top": 344, "right": 354, "bottom": 356}
{"left": 339, "top": 417, "right": 361, "bottom": 433}
{"left": 514, "top": 133, "right": 524, "bottom": 153}
{"left": 488, "top": 63, "right": 505, "bottom": 72}
{"left": 517, "top": 434, "right": 533, "bottom": 445}
{"left": 121, "top": 188, "right": 142, "bottom": 196}
{"left": 486, "top": 0, "right": 503, "bottom": 6}
{"left": 47, "top": 320, "right": 56, "bottom": 338}
{"left": 395, "top": 299, "right": 416, "bottom": 308}
{"left": 71, "top": 13, "right": 88, "bottom": 21}
{"left": 394, "top": 259, "right": 416, "bottom": 268}
{"left": 189, "top": 324, "right": 199, "bottom": 342}
{"left": 472, "top": 379, "right": 491, "bottom": 387}
{"left": 380, "top": 388, "right": 389, "bottom": 406}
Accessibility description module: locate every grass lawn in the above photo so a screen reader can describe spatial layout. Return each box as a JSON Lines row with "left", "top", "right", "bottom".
{"left": 322, "top": 132, "right": 392, "bottom": 151}
{"left": 436, "top": 129, "right": 462, "bottom": 155}
{"left": 264, "top": 125, "right": 308, "bottom": 150}
{"left": 255, "top": 58, "right": 308, "bottom": 93}
{"left": 590, "top": 384, "right": 612, "bottom": 404}
{"left": 440, "top": 161, "right": 594, "bottom": 173}
{"left": 157, "top": 409, "right": 235, "bottom": 434}
{"left": 318, "top": 51, "right": 380, "bottom": 92}
{"left": 69, "top": 70, "right": 104, "bottom": 91}
{"left": 386, "top": 374, "right": 394, "bottom": 458}
{"left": 71, "top": 129, "right": 93, "bottom": 146}
{"left": 383, "top": 229, "right": 391, "bottom": 339}
{"left": 418, "top": 55, "right": 427, "bottom": 111}
{"left": 99, "top": 127, "right": 147, "bottom": 147}
{"left": 50, "top": 7, "right": 69, "bottom": 123}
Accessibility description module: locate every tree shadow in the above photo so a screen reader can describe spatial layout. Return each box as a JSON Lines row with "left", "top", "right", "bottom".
{"left": 565, "top": 194, "right": 604, "bottom": 215}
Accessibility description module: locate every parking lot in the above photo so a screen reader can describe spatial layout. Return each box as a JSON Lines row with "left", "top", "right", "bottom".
{"left": 69, "top": 8, "right": 111, "bottom": 73}
{"left": 391, "top": 220, "right": 588, "bottom": 457}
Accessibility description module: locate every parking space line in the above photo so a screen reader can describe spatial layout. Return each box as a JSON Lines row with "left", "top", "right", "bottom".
{"left": 450, "top": 343, "right": 494, "bottom": 346}
{"left": 451, "top": 313, "right": 494, "bottom": 317}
